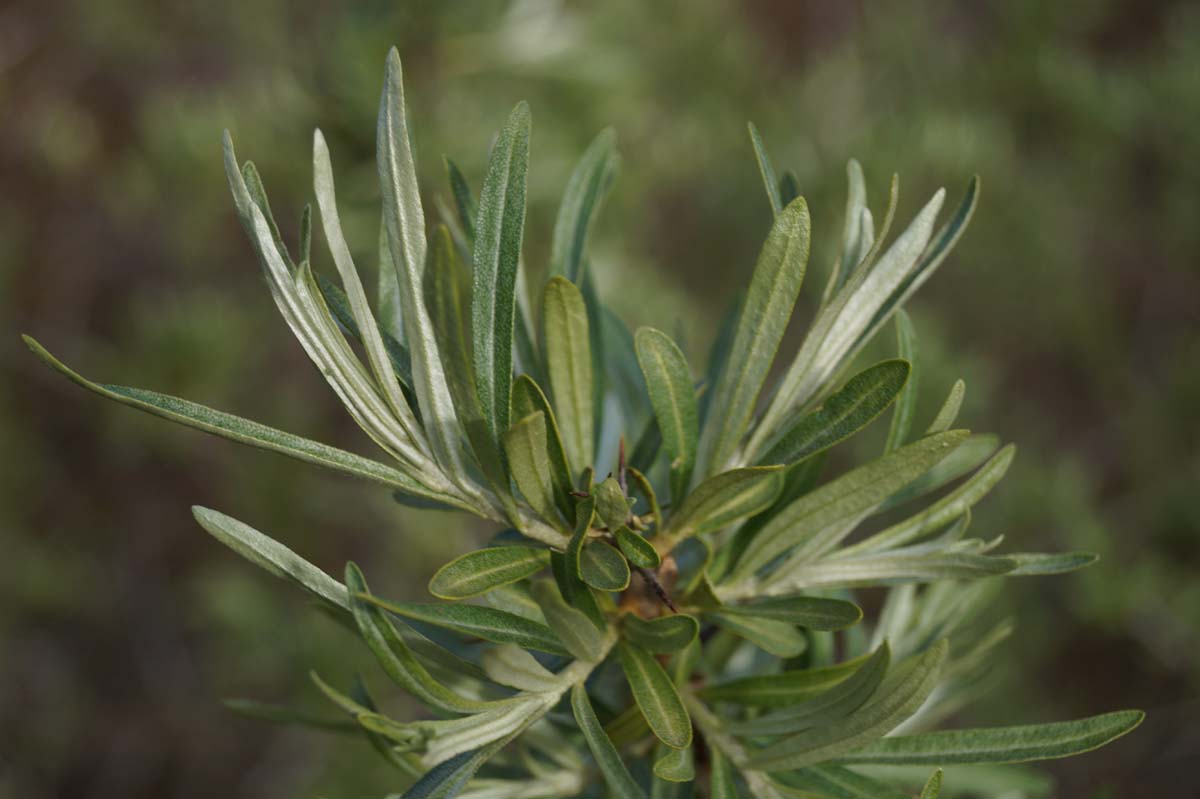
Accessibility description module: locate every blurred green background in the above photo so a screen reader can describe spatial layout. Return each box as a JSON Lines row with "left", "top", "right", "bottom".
{"left": 3, "top": 0, "right": 1197, "bottom": 796}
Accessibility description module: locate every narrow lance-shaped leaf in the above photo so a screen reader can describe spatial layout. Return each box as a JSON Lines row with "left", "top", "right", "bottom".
{"left": 24, "top": 339, "right": 472, "bottom": 511}
{"left": 921, "top": 769, "right": 944, "bottom": 799}
{"left": 730, "top": 430, "right": 969, "bottom": 580}
{"left": 719, "top": 595, "right": 863, "bottom": 631}
{"left": 428, "top": 546, "right": 550, "bottom": 600}
{"left": 666, "top": 466, "right": 785, "bottom": 542}
{"left": 618, "top": 641, "right": 693, "bottom": 749}
{"left": 356, "top": 594, "right": 568, "bottom": 656}
{"left": 760, "top": 359, "right": 910, "bottom": 466}
{"left": 550, "top": 127, "right": 618, "bottom": 283}
{"left": 530, "top": 580, "right": 606, "bottom": 662}
{"left": 570, "top": 684, "right": 648, "bottom": 799}
{"left": 710, "top": 612, "right": 808, "bottom": 658}
{"left": 765, "top": 549, "right": 1016, "bottom": 594}
{"left": 748, "top": 121, "right": 782, "bottom": 216}
{"left": 635, "top": 326, "right": 699, "bottom": 502}
{"left": 444, "top": 157, "right": 477, "bottom": 245}
{"left": 623, "top": 614, "right": 699, "bottom": 654}
{"left": 884, "top": 310, "right": 919, "bottom": 453}
{"left": 787, "top": 765, "right": 910, "bottom": 799}
{"left": 472, "top": 101, "right": 532, "bottom": 443}
{"left": 542, "top": 276, "right": 594, "bottom": 478}
{"left": 693, "top": 197, "right": 810, "bottom": 481}
{"left": 745, "top": 639, "right": 948, "bottom": 771}
{"left": 709, "top": 748, "right": 740, "bottom": 799}
{"left": 512, "top": 375, "right": 574, "bottom": 518}
{"left": 927, "top": 379, "right": 965, "bottom": 434}
{"left": 838, "top": 710, "right": 1145, "bottom": 765}
{"left": 377, "top": 50, "right": 470, "bottom": 480}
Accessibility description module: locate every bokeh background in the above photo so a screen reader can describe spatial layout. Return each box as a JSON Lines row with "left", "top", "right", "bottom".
{"left": 3, "top": 1, "right": 1198, "bottom": 796}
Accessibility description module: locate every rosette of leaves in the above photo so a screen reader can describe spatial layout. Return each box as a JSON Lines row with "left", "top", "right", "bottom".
{"left": 25, "top": 49, "right": 1142, "bottom": 798}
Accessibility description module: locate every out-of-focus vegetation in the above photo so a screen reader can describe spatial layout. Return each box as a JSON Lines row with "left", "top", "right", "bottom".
{"left": 3, "top": 1, "right": 1196, "bottom": 796}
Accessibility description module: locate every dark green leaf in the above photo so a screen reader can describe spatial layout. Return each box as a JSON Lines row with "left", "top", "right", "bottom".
{"left": 708, "top": 612, "right": 807, "bottom": 658}
{"left": 748, "top": 121, "right": 782, "bottom": 216}
{"left": 571, "top": 683, "right": 648, "bottom": 799}
{"left": 594, "top": 476, "right": 632, "bottom": 531}
{"left": 614, "top": 526, "right": 661, "bottom": 569}
{"left": 444, "top": 157, "right": 477, "bottom": 245}
{"left": 666, "top": 466, "right": 785, "bottom": 541}
{"left": 512, "top": 375, "right": 575, "bottom": 517}
{"left": 710, "top": 748, "right": 740, "bottom": 799}
{"left": 636, "top": 326, "right": 700, "bottom": 502}
{"left": 581, "top": 540, "right": 631, "bottom": 591}
{"left": 472, "top": 101, "right": 531, "bottom": 443}
{"left": 622, "top": 614, "right": 699, "bottom": 654}
{"left": 542, "top": 276, "right": 594, "bottom": 478}
{"left": 699, "top": 653, "right": 872, "bottom": 707}
{"left": 921, "top": 769, "right": 944, "bottom": 799}
{"left": 618, "top": 641, "right": 693, "bottom": 749}
{"left": 550, "top": 128, "right": 618, "bottom": 283}
{"left": 1005, "top": 551, "right": 1099, "bottom": 576}
{"left": 502, "top": 411, "right": 567, "bottom": 531}
{"left": 356, "top": 594, "right": 567, "bottom": 656}
{"left": 884, "top": 311, "right": 919, "bottom": 453}
{"left": 531, "top": 580, "right": 607, "bottom": 662}
{"left": 719, "top": 595, "right": 862, "bottom": 631}
{"left": 654, "top": 742, "right": 695, "bottom": 782}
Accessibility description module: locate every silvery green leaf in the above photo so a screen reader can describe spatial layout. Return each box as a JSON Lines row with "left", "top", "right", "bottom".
{"left": 769, "top": 549, "right": 1016, "bottom": 593}
{"left": 748, "top": 121, "right": 782, "bottom": 216}
{"left": 694, "top": 198, "right": 810, "bottom": 480}
{"left": 884, "top": 311, "right": 918, "bottom": 453}
{"left": 618, "top": 640, "right": 693, "bottom": 749}
{"left": 840, "top": 443, "right": 1015, "bottom": 556}
{"left": 635, "top": 326, "right": 699, "bottom": 502}
{"left": 666, "top": 466, "right": 785, "bottom": 542}
{"left": 709, "top": 612, "right": 807, "bottom": 658}
{"left": 718, "top": 595, "right": 863, "bottom": 631}
{"left": 357, "top": 594, "right": 567, "bottom": 656}
{"left": 221, "top": 699, "right": 358, "bottom": 733}
{"left": 481, "top": 645, "right": 559, "bottom": 693}
{"left": 377, "top": 50, "right": 472, "bottom": 483}
{"left": 25, "top": 338, "right": 469, "bottom": 510}
{"left": 428, "top": 546, "right": 550, "bottom": 600}
{"left": 472, "top": 101, "right": 531, "bottom": 444}
{"left": 785, "top": 765, "right": 910, "bottom": 799}
{"left": 445, "top": 156, "right": 477, "bottom": 246}
{"left": 542, "top": 276, "right": 594, "bottom": 478}
{"left": 570, "top": 684, "right": 648, "bottom": 799}
{"left": 377, "top": 210, "right": 404, "bottom": 341}
{"left": 653, "top": 742, "right": 695, "bottom": 782}
{"left": 745, "top": 639, "right": 948, "bottom": 771}
{"left": 838, "top": 710, "right": 1144, "bottom": 765}
{"left": 760, "top": 359, "right": 910, "bottom": 466}
{"left": 345, "top": 562, "right": 495, "bottom": 714}
{"left": 503, "top": 412, "right": 568, "bottom": 532}
{"left": 698, "top": 290, "right": 742, "bottom": 428}
{"left": 479, "top": 582, "right": 548, "bottom": 625}
{"left": 876, "top": 433, "right": 999, "bottom": 514}
{"left": 926, "top": 379, "right": 965, "bottom": 434}
{"left": 699, "top": 652, "right": 873, "bottom": 707}
{"left": 530, "top": 580, "right": 606, "bottom": 662}
{"left": 313, "top": 129, "right": 423, "bottom": 441}
{"left": 1004, "top": 551, "right": 1099, "bottom": 576}
{"left": 622, "top": 614, "right": 699, "bottom": 654}
{"left": 728, "top": 643, "right": 890, "bottom": 737}
{"left": 730, "top": 430, "right": 968, "bottom": 581}
{"left": 550, "top": 127, "right": 618, "bottom": 283}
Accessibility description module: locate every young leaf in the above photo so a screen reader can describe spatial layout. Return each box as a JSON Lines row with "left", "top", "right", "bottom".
{"left": 570, "top": 684, "right": 648, "bottom": 799}
{"left": 732, "top": 430, "right": 969, "bottom": 579}
{"left": 708, "top": 612, "right": 807, "bottom": 658}
{"left": 26, "top": 338, "right": 471, "bottom": 511}
{"left": 550, "top": 127, "right": 618, "bottom": 283}
{"left": 718, "top": 595, "right": 863, "bottom": 631}
{"left": 745, "top": 639, "right": 948, "bottom": 771}
{"left": 666, "top": 466, "right": 785, "bottom": 541}
{"left": 628, "top": 466, "right": 664, "bottom": 534}
{"left": 875, "top": 433, "right": 999, "bottom": 514}
{"left": 428, "top": 546, "right": 550, "bottom": 600}
{"left": 531, "top": 580, "right": 607, "bottom": 662}
{"left": 444, "top": 157, "right": 477, "bottom": 245}
{"left": 838, "top": 710, "right": 1145, "bottom": 765}
{"left": 542, "top": 276, "right": 594, "bottom": 477}
{"left": 884, "top": 310, "right": 919, "bottom": 453}
{"left": 921, "top": 769, "right": 944, "bottom": 799}
{"left": 618, "top": 641, "right": 693, "bottom": 749}
{"left": 622, "top": 614, "right": 699, "bottom": 654}
{"left": 222, "top": 699, "right": 358, "bottom": 733}
{"left": 760, "top": 359, "right": 910, "bottom": 466}
{"left": 512, "top": 375, "right": 575, "bottom": 516}
{"left": 614, "top": 526, "right": 661, "bottom": 569}
{"left": 748, "top": 121, "right": 782, "bottom": 216}
{"left": 502, "top": 411, "right": 567, "bottom": 531}
{"left": 580, "top": 541, "right": 631, "bottom": 591}
{"left": 1005, "top": 551, "right": 1099, "bottom": 576}
{"left": 693, "top": 197, "right": 810, "bottom": 480}
{"left": 472, "top": 101, "right": 532, "bottom": 443}
{"left": 635, "top": 326, "right": 699, "bottom": 501}
{"left": 653, "top": 743, "right": 695, "bottom": 782}
{"left": 357, "top": 595, "right": 569, "bottom": 656}
{"left": 594, "top": 475, "right": 632, "bottom": 531}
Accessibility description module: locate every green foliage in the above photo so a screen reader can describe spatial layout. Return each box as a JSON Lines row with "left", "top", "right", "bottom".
{"left": 26, "top": 48, "right": 1142, "bottom": 799}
